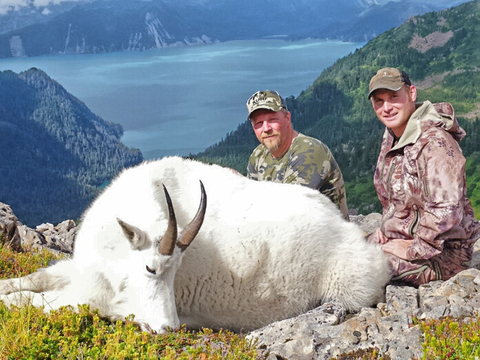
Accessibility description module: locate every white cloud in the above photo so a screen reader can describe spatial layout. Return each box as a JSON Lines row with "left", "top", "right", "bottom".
{"left": 0, "top": 0, "right": 84, "bottom": 15}
{"left": 0, "top": 0, "right": 29, "bottom": 15}
{"left": 33, "top": 0, "right": 71, "bottom": 5}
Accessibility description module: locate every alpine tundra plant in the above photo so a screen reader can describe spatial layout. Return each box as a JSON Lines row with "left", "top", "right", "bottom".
{"left": 0, "top": 244, "right": 257, "bottom": 359}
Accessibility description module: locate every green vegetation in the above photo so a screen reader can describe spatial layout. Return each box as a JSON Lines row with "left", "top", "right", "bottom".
{"left": 319, "top": 314, "right": 480, "bottom": 359}
{"left": 418, "top": 315, "right": 480, "bottom": 359}
{"left": 0, "top": 244, "right": 257, "bottom": 359}
{"left": 0, "top": 305, "right": 257, "bottom": 359}
{"left": 466, "top": 152, "right": 480, "bottom": 215}
{"left": 0, "top": 244, "right": 64, "bottom": 278}
{"left": 193, "top": 0, "right": 480, "bottom": 217}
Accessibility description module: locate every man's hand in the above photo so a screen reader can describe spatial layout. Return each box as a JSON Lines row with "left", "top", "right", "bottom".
{"left": 371, "top": 228, "right": 389, "bottom": 244}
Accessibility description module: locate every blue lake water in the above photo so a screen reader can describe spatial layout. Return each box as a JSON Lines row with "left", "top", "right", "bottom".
{"left": 0, "top": 39, "right": 364, "bottom": 159}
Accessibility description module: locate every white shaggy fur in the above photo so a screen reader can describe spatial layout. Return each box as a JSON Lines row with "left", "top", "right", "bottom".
{"left": 0, "top": 156, "right": 390, "bottom": 333}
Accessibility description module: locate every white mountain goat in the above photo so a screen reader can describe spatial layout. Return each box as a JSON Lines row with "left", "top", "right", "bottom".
{"left": 0, "top": 156, "right": 390, "bottom": 333}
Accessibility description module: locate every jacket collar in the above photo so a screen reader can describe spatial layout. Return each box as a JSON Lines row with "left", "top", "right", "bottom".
{"left": 389, "top": 101, "right": 446, "bottom": 151}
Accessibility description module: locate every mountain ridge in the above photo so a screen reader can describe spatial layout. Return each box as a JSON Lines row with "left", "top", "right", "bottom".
{"left": 0, "top": 0, "right": 465, "bottom": 58}
{"left": 0, "top": 68, "right": 143, "bottom": 226}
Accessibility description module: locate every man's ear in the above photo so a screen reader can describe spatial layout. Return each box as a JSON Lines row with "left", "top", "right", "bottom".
{"left": 286, "top": 111, "right": 292, "bottom": 123}
{"left": 408, "top": 85, "right": 417, "bottom": 102}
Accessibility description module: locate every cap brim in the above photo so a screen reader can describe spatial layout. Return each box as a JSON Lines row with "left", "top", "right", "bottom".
{"left": 368, "top": 84, "right": 403, "bottom": 99}
{"left": 247, "top": 104, "right": 283, "bottom": 120}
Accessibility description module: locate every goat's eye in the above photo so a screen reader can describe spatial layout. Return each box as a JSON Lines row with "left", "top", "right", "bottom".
{"left": 146, "top": 265, "right": 156, "bottom": 275}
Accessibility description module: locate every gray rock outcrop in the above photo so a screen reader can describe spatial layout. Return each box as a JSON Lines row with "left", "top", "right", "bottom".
{"left": 0, "top": 201, "right": 76, "bottom": 254}
{"left": 250, "top": 268, "right": 480, "bottom": 359}
{"left": 0, "top": 202, "right": 21, "bottom": 250}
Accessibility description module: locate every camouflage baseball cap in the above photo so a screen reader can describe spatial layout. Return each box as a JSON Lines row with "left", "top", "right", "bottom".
{"left": 246, "top": 90, "right": 288, "bottom": 120}
{"left": 368, "top": 67, "right": 412, "bottom": 99}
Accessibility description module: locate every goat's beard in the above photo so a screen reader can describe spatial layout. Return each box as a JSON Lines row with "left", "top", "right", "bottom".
{"left": 260, "top": 131, "right": 281, "bottom": 152}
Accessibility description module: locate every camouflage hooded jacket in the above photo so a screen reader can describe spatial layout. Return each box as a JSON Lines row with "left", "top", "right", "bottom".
{"left": 371, "top": 101, "right": 480, "bottom": 261}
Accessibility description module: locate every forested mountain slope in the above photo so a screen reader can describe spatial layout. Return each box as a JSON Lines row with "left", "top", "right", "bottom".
{"left": 194, "top": 0, "right": 480, "bottom": 216}
{"left": 0, "top": 68, "right": 143, "bottom": 226}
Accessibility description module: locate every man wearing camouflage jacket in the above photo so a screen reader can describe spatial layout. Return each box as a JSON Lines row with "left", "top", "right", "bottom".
{"left": 245, "top": 90, "right": 349, "bottom": 220}
{"left": 368, "top": 67, "right": 480, "bottom": 286}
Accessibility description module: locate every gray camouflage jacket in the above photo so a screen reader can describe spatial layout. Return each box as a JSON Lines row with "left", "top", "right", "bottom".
{"left": 371, "top": 101, "right": 480, "bottom": 263}
{"left": 247, "top": 133, "right": 349, "bottom": 219}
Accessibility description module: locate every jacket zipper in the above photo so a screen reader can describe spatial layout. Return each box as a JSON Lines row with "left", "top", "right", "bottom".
{"left": 391, "top": 265, "right": 430, "bottom": 281}
{"left": 423, "top": 174, "right": 430, "bottom": 198}
{"left": 409, "top": 204, "right": 420, "bottom": 237}
{"left": 386, "top": 157, "right": 397, "bottom": 201}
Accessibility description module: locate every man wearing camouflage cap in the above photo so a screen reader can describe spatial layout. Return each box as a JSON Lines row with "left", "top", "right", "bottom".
{"left": 245, "top": 90, "right": 349, "bottom": 220}
{"left": 367, "top": 67, "right": 480, "bottom": 286}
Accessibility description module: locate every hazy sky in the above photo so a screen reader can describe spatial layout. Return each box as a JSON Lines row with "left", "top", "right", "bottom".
{"left": 0, "top": 0, "right": 471, "bottom": 16}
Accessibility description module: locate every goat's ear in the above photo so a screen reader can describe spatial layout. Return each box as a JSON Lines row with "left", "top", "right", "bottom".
{"left": 117, "top": 218, "right": 149, "bottom": 250}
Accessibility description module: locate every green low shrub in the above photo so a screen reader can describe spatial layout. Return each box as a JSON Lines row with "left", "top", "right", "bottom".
{"left": 0, "top": 244, "right": 64, "bottom": 278}
{"left": 419, "top": 315, "right": 480, "bottom": 359}
{"left": 0, "top": 244, "right": 257, "bottom": 359}
{"left": 0, "top": 303, "right": 257, "bottom": 359}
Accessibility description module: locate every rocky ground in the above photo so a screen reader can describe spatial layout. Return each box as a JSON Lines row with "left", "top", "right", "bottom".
{"left": 0, "top": 202, "right": 77, "bottom": 255}
{"left": 2, "top": 203, "right": 479, "bottom": 359}
{"left": 250, "top": 269, "right": 480, "bottom": 359}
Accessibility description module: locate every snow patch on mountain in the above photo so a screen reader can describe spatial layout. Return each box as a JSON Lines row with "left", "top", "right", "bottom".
{"left": 145, "top": 12, "right": 173, "bottom": 48}
{"left": 9, "top": 35, "right": 25, "bottom": 57}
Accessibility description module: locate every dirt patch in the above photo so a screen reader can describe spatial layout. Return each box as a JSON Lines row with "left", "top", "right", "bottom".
{"left": 415, "top": 73, "right": 448, "bottom": 89}
{"left": 408, "top": 16, "right": 423, "bottom": 25}
{"left": 415, "top": 69, "right": 466, "bottom": 89}
{"left": 437, "top": 17, "right": 447, "bottom": 26}
{"left": 415, "top": 68, "right": 479, "bottom": 88}
{"left": 409, "top": 30, "right": 454, "bottom": 53}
